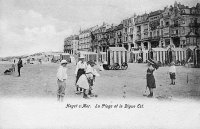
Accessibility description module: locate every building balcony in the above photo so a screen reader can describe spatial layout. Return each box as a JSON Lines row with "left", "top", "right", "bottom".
{"left": 143, "top": 29, "right": 148, "bottom": 33}
{"left": 170, "top": 24, "right": 180, "bottom": 28}
{"left": 189, "top": 22, "right": 200, "bottom": 27}
{"left": 117, "top": 39, "right": 122, "bottom": 43}
{"left": 170, "top": 33, "right": 179, "bottom": 38}
{"left": 135, "top": 39, "right": 142, "bottom": 43}
{"left": 152, "top": 36, "right": 160, "bottom": 40}
{"left": 136, "top": 31, "right": 141, "bottom": 36}
{"left": 158, "top": 25, "right": 164, "bottom": 29}
{"left": 128, "top": 31, "right": 133, "bottom": 35}
{"left": 142, "top": 35, "right": 149, "bottom": 40}
{"left": 117, "top": 34, "right": 122, "bottom": 37}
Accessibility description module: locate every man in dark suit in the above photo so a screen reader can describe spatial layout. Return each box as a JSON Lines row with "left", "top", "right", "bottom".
{"left": 17, "top": 58, "right": 23, "bottom": 76}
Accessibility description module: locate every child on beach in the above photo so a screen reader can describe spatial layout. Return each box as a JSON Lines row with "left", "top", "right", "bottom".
{"left": 57, "top": 60, "right": 68, "bottom": 102}
{"left": 169, "top": 62, "right": 176, "bottom": 85}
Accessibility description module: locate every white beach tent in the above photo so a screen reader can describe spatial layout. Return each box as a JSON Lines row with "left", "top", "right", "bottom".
{"left": 149, "top": 48, "right": 168, "bottom": 63}
{"left": 130, "top": 50, "right": 142, "bottom": 62}
{"left": 107, "top": 47, "right": 128, "bottom": 66}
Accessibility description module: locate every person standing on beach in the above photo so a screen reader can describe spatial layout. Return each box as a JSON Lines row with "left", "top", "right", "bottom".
{"left": 17, "top": 58, "right": 23, "bottom": 77}
{"left": 57, "top": 60, "right": 68, "bottom": 102}
{"left": 75, "top": 55, "right": 87, "bottom": 94}
{"left": 146, "top": 63, "right": 156, "bottom": 97}
{"left": 169, "top": 62, "right": 176, "bottom": 85}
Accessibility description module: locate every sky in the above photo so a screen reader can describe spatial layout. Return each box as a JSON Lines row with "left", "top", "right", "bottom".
{"left": 0, "top": 0, "right": 199, "bottom": 57}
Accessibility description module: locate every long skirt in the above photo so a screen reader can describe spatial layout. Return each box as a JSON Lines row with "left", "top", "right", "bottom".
{"left": 76, "top": 74, "right": 89, "bottom": 90}
{"left": 76, "top": 69, "right": 85, "bottom": 84}
{"left": 146, "top": 74, "right": 156, "bottom": 88}
{"left": 57, "top": 80, "right": 66, "bottom": 97}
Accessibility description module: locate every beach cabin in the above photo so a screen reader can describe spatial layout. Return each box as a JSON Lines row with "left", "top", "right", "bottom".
{"left": 166, "top": 47, "right": 186, "bottom": 64}
{"left": 194, "top": 47, "right": 200, "bottom": 67}
{"left": 60, "top": 53, "right": 71, "bottom": 63}
{"left": 52, "top": 55, "right": 60, "bottom": 63}
{"left": 186, "top": 46, "right": 196, "bottom": 63}
{"left": 107, "top": 47, "right": 128, "bottom": 66}
{"left": 99, "top": 52, "right": 107, "bottom": 63}
{"left": 142, "top": 50, "right": 149, "bottom": 63}
{"left": 78, "top": 51, "right": 97, "bottom": 62}
{"left": 130, "top": 49, "right": 143, "bottom": 63}
{"left": 186, "top": 46, "right": 200, "bottom": 67}
{"left": 148, "top": 48, "right": 168, "bottom": 63}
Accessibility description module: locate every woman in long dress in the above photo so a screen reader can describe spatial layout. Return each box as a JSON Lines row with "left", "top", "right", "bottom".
{"left": 146, "top": 63, "right": 156, "bottom": 97}
{"left": 77, "top": 61, "right": 99, "bottom": 98}
{"left": 75, "top": 55, "right": 87, "bottom": 94}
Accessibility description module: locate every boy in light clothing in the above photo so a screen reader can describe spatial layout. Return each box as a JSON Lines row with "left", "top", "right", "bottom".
{"left": 57, "top": 60, "right": 68, "bottom": 102}
{"left": 169, "top": 62, "right": 176, "bottom": 85}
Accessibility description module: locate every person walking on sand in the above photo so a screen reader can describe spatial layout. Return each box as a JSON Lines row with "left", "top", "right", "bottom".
{"left": 169, "top": 62, "right": 176, "bottom": 85}
{"left": 146, "top": 63, "right": 156, "bottom": 97}
{"left": 17, "top": 58, "right": 23, "bottom": 77}
{"left": 86, "top": 61, "right": 100, "bottom": 97}
{"left": 57, "top": 60, "right": 68, "bottom": 102}
{"left": 75, "top": 55, "right": 87, "bottom": 94}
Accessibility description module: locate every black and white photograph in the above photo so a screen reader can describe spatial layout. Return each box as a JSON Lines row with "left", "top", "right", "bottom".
{"left": 0, "top": 0, "right": 200, "bottom": 129}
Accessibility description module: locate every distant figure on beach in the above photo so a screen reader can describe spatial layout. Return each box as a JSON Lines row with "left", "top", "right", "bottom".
{"left": 17, "top": 58, "right": 23, "bottom": 77}
{"left": 169, "top": 62, "right": 176, "bottom": 85}
{"left": 56, "top": 60, "right": 68, "bottom": 102}
{"left": 11, "top": 64, "right": 15, "bottom": 72}
{"left": 146, "top": 63, "right": 156, "bottom": 97}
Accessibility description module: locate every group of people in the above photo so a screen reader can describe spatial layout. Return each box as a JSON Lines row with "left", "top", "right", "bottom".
{"left": 56, "top": 54, "right": 177, "bottom": 101}
{"left": 146, "top": 60, "right": 176, "bottom": 97}
{"left": 56, "top": 55, "right": 99, "bottom": 101}
{"left": 4, "top": 58, "right": 23, "bottom": 77}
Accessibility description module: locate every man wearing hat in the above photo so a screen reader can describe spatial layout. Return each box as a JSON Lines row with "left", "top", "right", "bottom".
{"left": 57, "top": 60, "right": 68, "bottom": 102}
{"left": 75, "top": 55, "right": 87, "bottom": 94}
{"left": 169, "top": 61, "right": 176, "bottom": 85}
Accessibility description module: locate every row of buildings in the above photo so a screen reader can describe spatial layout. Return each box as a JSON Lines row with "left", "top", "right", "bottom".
{"left": 64, "top": 2, "right": 200, "bottom": 65}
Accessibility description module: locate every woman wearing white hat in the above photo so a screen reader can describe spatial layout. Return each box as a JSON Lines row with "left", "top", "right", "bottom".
{"left": 75, "top": 55, "right": 87, "bottom": 94}
{"left": 57, "top": 60, "right": 68, "bottom": 102}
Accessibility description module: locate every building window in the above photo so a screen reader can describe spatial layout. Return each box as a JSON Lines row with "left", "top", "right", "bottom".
{"left": 150, "top": 32, "right": 152, "bottom": 37}
{"left": 166, "top": 21, "right": 169, "bottom": 26}
{"left": 157, "top": 31, "right": 159, "bottom": 36}
{"left": 182, "top": 28, "right": 185, "bottom": 35}
{"left": 161, "top": 30, "right": 163, "bottom": 36}
{"left": 190, "top": 18, "right": 193, "bottom": 23}
{"left": 182, "top": 40, "right": 186, "bottom": 45}
{"left": 182, "top": 19, "right": 185, "bottom": 24}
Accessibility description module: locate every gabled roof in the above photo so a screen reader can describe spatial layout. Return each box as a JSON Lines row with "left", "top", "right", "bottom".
{"left": 186, "top": 46, "right": 197, "bottom": 50}
{"left": 171, "top": 47, "right": 186, "bottom": 51}
{"left": 186, "top": 31, "right": 198, "bottom": 37}
{"left": 109, "top": 47, "right": 127, "bottom": 51}
{"left": 149, "top": 10, "right": 163, "bottom": 17}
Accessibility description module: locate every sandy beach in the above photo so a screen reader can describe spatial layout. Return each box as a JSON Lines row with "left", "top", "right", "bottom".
{"left": 0, "top": 62, "right": 200, "bottom": 99}
{"left": 0, "top": 62, "right": 200, "bottom": 129}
